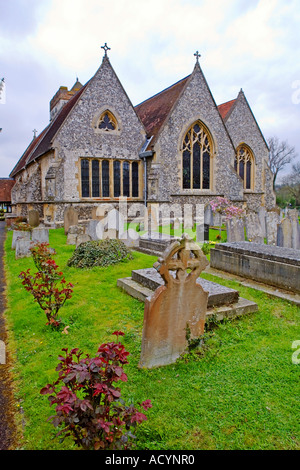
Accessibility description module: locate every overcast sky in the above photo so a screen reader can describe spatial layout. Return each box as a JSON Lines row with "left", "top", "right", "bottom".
{"left": 0, "top": 0, "right": 299, "bottom": 179}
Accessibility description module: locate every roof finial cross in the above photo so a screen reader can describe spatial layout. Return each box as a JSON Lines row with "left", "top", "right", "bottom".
{"left": 101, "top": 42, "right": 111, "bottom": 57}
{"left": 194, "top": 51, "right": 201, "bottom": 63}
{"left": 33, "top": 129, "right": 37, "bottom": 139}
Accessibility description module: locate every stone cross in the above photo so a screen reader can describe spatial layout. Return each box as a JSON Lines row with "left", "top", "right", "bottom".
{"left": 139, "top": 235, "right": 209, "bottom": 369}
{"left": 101, "top": 42, "right": 111, "bottom": 57}
{"left": 194, "top": 51, "right": 201, "bottom": 62}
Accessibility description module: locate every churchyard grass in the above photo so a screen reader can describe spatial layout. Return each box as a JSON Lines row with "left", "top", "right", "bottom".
{"left": 3, "top": 228, "right": 300, "bottom": 450}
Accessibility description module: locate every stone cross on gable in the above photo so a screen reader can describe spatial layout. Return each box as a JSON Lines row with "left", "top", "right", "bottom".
{"left": 101, "top": 42, "right": 111, "bottom": 57}
{"left": 194, "top": 51, "right": 201, "bottom": 63}
{"left": 33, "top": 129, "right": 37, "bottom": 139}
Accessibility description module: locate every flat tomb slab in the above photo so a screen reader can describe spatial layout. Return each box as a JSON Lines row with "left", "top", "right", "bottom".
{"left": 117, "top": 277, "right": 258, "bottom": 321}
{"left": 123, "top": 267, "right": 239, "bottom": 307}
{"left": 210, "top": 242, "right": 300, "bottom": 293}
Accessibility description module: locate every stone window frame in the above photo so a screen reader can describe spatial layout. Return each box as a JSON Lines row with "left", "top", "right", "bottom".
{"left": 79, "top": 157, "right": 141, "bottom": 200}
{"left": 92, "top": 107, "right": 122, "bottom": 135}
{"left": 180, "top": 120, "right": 214, "bottom": 191}
{"left": 235, "top": 143, "right": 255, "bottom": 191}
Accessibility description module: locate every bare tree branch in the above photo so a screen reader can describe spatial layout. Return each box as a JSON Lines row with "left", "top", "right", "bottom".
{"left": 267, "top": 136, "right": 297, "bottom": 189}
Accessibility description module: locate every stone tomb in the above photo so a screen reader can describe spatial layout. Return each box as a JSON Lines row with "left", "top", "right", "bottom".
{"left": 210, "top": 241, "right": 300, "bottom": 293}
{"left": 118, "top": 238, "right": 258, "bottom": 368}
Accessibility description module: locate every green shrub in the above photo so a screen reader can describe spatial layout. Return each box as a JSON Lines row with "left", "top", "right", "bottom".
{"left": 67, "top": 239, "right": 133, "bottom": 269}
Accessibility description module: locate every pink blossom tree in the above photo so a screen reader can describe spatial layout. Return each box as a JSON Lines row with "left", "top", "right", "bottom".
{"left": 209, "top": 197, "right": 244, "bottom": 239}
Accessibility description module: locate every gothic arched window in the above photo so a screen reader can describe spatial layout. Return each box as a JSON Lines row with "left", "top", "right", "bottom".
{"left": 182, "top": 121, "right": 212, "bottom": 190}
{"left": 98, "top": 110, "right": 117, "bottom": 131}
{"left": 235, "top": 145, "right": 254, "bottom": 190}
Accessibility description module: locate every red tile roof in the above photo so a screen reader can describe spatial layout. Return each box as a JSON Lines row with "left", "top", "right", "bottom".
{"left": 135, "top": 75, "right": 191, "bottom": 144}
{"left": 217, "top": 99, "right": 236, "bottom": 120}
{"left": 10, "top": 83, "right": 87, "bottom": 177}
{"left": 0, "top": 178, "right": 15, "bottom": 202}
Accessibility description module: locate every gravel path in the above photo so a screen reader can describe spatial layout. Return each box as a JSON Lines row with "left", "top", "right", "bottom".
{"left": 0, "top": 221, "right": 17, "bottom": 450}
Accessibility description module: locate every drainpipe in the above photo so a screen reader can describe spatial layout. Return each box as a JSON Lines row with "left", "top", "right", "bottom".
{"left": 139, "top": 150, "right": 153, "bottom": 208}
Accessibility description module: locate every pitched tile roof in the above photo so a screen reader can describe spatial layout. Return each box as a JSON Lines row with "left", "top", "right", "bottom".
{"left": 217, "top": 99, "right": 236, "bottom": 120}
{"left": 0, "top": 178, "right": 15, "bottom": 202}
{"left": 10, "top": 83, "right": 87, "bottom": 177}
{"left": 135, "top": 75, "right": 191, "bottom": 144}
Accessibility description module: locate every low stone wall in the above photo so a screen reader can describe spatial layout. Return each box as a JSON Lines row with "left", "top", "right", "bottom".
{"left": 210, "top": 241, "right": 300, "bottom": 293}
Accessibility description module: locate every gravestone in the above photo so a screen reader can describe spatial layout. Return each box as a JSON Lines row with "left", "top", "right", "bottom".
{"left": 212, "top": 212, "right": 222, "bottom": 227}
{"left": 28, "top": 209, "right": 40, "bottom": 227}
{"left": 106, "top": 209, "right": 125, "bottom": 237}
{"left": 174, "top": 218, "right": 181, "bottom": 230}
{"left": 258, "top": 207, "right": 267, "bottom": 239}
{"left": 288, "top": 209, "right": 300, "bottom": 250}
{"left": 86, "top": 219, "right": 101, "bottom": 241}
{"left": 31, "top": 227, "right": 49, "bottom": 244}
{"left": 196, "top": 223, "right": 209, "bottom": 242}
{"left": 204, "top": 204, "right": 214, "bottom": 226}
{"left": 66, "top": 225, "right": 84, "bottom": 245}
{"left": 11, "top": 230, "right": 31, "bottom": 250}
{"left": 120, "top": 228, "right": 140, "bottom": 248}
{"left": 265, "top": 211, "right": 280, "bottom": 246}
{"left": 15, "top": 238, "right": 32, "bottom": 259}
{"left": 277, "top": 217, "right": 292, "bottom": 248}
{"left": 144, "top": 206, "right": 158, "bottom": 233}
{"left": 245, "top": 212, "right": 264, "bottom": 244}
{"left": 64, "top": 207, "right": 78, "bottom": 235}
{"left": 76, "top": 234, "right": 91, "bottom": 247}
{"left": 226, "top": 217, "right": 245, "bottom": 243}
{"left": 138, "top": 235, "right": 209, "bottom": 368}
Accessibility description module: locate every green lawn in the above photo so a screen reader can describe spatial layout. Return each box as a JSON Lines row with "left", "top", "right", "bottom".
{"left": 3, "top": 228, "right": 300, "bottom": 450}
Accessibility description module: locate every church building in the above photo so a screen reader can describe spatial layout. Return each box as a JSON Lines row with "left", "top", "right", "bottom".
{"left": 9, "top": 45, "right": 276, "bottom": 227}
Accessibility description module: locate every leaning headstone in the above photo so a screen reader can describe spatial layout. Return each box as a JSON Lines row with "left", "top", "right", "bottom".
{"left": 31, "top": 227, "right": 49, "bottom": 244}
{"left": 245, "top": 212, "right": 264, "bottom": 244}
{"left": 265, "top": 211, "right": 280, "bottom": 245}
{"left": 15, "top": 238, "right": 32, "bottom": 259}
{"left": 12, "top": 230, "right": 31, "bottom": 250}
{"left": 28, "top": 209, "right": 40, "bottom": 227}
{"left": 138, "top": 235, "right": 209, "bottom": 369}
{"left": 226, "top": 217, "right": 245, "bottom": 243}
{"left": 64, "top": 207, "right": 78, "bottom": 235}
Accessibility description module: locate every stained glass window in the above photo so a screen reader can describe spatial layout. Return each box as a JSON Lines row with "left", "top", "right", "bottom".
{"left": 235, "top": 145, "right": 254, "bottom": 190}
{"left": 102, "top": 160, "right": 110, "bottom": 197}
{"left": 123, "top": 162, "right": 130, "bottom": 197}
{"left": 182, "top": 121, "right": 212, "bottom": 189}
{"left": 113, "top": 161, "right": 120, "bottom": 197}
{"left": 98, "top": 111, "right": 117, "bottom": 130}
{"left": 132, "top": 162, "right": 139, "bottom": 197}
{"left": 92, "top": 160, "right": 100, "bottom": 197}
{"left": 81, "top": 159, "right": 90, "bottom": 197}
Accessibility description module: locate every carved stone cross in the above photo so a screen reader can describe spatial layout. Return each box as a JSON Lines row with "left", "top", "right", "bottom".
{"left": 194, "top": 50, "right": 201, "bottom": 62}
{"left": 139, "top": 235, "right": 209, "bottom": 368}
{"left": 101, "top": 42, "right": 111, "bottom": 57}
